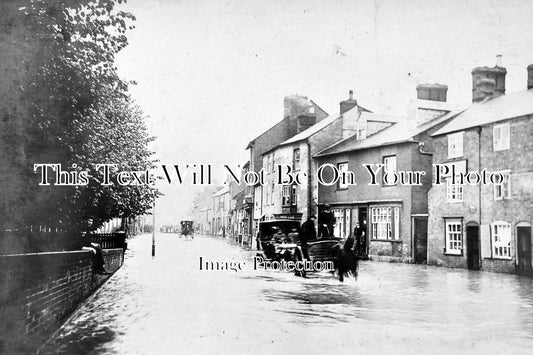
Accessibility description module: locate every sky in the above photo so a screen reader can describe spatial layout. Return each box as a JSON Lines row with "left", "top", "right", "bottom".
{"left": 115, "top": 0, "right": 533, "bottom": 226}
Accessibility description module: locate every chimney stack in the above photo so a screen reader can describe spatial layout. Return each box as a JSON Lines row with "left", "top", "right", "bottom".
{"left": 416, "top": 84, "right": 448, "bottom": 102}
{"left": 471, "top": 62, "right": 506, "bottom": 102}
{"left": 527, "top": 64, "right": 533, "bottom": 90}
{"left": 340, "top": 90, "right": 357, "bottom": 115}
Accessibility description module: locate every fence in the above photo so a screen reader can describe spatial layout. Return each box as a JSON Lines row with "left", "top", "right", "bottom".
{"left": 89, "top": 232, "right": 127, "bottom": 250}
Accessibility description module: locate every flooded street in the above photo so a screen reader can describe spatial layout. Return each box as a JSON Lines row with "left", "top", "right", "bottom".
{"left": 41, "top": 233, "right": 533, "bottom": 354}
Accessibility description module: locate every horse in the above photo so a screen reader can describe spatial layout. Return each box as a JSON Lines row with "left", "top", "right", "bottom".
{"left": 333, "top": 238, "right": 359, "bottom": 282}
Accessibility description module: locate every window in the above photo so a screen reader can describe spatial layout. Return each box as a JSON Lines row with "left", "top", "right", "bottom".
{"left": 447, "top": 132, "right": 464, "bottom": 158}
{"left": 333, "top": 209, "right": 344, "bottom": 238}
{"left": 491, "top": 222, "right": 511, "bottom": 259}
{"left": 282, "top": 185, "right": 293, "bottom": 206}
{"left": 263, "top": 156, "right": 268, "bottom": 171}
{"left": 356, "top": 120, "right": 366, "bottom": 140}
{"left": 494, "top": 171, "right": 511, "bottom": 200}
{"left": 383, "top": 156, "right": 397, "bottom": 185}
{"left": 332, "top": 208, "right": 351, "bottom": 238}
{"left": 446, "top": 177, "right": 463, "bottom": 202}
{"left": 271, "top": 183, "right": 275, "bottom": 205}
{"left": 337, "top": 162, "right": 348, "bottom": 189}
{"left": 293, "top": 148, "right": 301, "bottom": 171}
{"left": 493, "top": 123, "right": 510, "bottom": 151}
{"left": 271, "top": 153, "right": 275, "bottom": 173}
{"left": 370, "top": 207, "right": 400, "bottom": 240}
{"left": 444, "top": 218, "right": 462, "bottom": 255}
{"left": 309, "top": 106, "right": 315, "bottom": 114}
{"left": 291, "top": 185, "right": 297, "bottom": 206}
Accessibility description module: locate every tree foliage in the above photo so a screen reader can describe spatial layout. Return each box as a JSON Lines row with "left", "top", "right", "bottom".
{"left": 16, "top": 0, "right": 158, "bottom": 233}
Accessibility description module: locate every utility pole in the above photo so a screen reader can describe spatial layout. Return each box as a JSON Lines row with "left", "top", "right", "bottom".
{"left": 152, "top": 199, "right": 156, "bottom": 257}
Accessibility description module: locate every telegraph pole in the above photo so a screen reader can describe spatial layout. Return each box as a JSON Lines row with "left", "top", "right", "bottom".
{"left": 152, "top": 199, "right": 156, "bottom": 257}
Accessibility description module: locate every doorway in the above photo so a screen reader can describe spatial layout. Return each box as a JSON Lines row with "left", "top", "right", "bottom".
{"left": 517, "top": 225, "right": 532, "bottom": 276}
{"left": 413, "top": 216, "right": 428, "bottom": 264}
{"left": 358, "top": 207, "right": 368, "bottom": 257}
{"left": 466, "top": 223, "right": 480, "bottom": 270}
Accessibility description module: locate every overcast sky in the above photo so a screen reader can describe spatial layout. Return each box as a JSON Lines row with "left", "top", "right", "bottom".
{"left": 115, "top": 0, "right": 533, "bottom": 225}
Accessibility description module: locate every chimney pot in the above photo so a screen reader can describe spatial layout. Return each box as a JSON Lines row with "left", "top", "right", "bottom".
{"left": 416, "top": 84, "right": 448, "bottom": 102}
{"left": 471, "top": 65, "right": 506, "bottom": 102}
{"left": 340, "top": 90, "right": 357, "bottom": 115}
{"left": 496, "top": 54, "right": 503, "bottom": 67}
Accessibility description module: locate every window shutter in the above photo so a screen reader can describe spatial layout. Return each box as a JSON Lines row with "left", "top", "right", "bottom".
{"left": 480, "top": 224, "right": 491, "bottom": 258}
{"left": 503, "top": 124, "right": 510, "bottom": 149}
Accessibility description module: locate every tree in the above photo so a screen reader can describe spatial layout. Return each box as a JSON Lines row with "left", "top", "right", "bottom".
{"left": 5, "top": 0, "right": 159, "bottom": 234}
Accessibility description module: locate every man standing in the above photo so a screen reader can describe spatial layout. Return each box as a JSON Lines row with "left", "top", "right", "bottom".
{"left": 299, "top": 215, "right": 316, "bottom": 259}
{"left": 354, "top": 220, "right": 367, "bottom": 257}
{"left": 318, "top": 204, "right": 335, "bottom": 239}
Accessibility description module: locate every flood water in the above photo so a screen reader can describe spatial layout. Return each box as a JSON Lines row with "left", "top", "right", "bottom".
{"left": 40, "top": 233, "right": 533, "bottom": 354}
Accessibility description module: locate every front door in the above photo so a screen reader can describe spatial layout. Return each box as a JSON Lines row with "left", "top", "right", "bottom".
{"left": 413, "top": 217, "right": 428, "bottom": 264}
{"left": 466, "top": 225, "right": 480, "bottom": 270}
{"left": 517, "top": 226, "right": 532, "bottom": 275}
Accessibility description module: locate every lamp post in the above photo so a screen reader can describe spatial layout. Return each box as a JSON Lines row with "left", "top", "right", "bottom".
{"left": 152, "top": 199, "right": 156, "bottom": 257}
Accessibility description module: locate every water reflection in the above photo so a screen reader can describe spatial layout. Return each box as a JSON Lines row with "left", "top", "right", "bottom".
{"left": 41, "top": 233, "right": 533, "bottom": 354}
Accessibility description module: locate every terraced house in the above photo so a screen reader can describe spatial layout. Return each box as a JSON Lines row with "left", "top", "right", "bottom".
{"left": 246, "top": 95, "right": 327, "bottom": 237}
{"left": 315, "top": 84, "right": 459, "bottom": 263}
{"left": 259, "top": 91, "right": 370, "bottom": 222}
{"left": 428, "top": 64, "right": 533, "bottom": 275}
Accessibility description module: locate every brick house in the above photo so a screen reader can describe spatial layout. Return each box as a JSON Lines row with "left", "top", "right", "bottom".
{"left": 315, "top": 84, "right": 459, "bottom": 263}
{"left": 427, "top": 64, "right": 533, "bottom": 275}
{"left": 259, "top": 91, "right": 370, "bottom": 223}
{"left": 211, "top": 186, "right": 231, "bottom": 235}
{"left": 228, "top": 161, "right": 254, "bottom": 245}
{"left": 246, "top": 95, "right": 327, "bottom": 240}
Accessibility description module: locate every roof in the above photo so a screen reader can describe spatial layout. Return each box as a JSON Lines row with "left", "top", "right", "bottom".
{"left": 432, "top": 89, "right": 533, "bottom": 136}
{"left": 246, "top": 117, "right": 288, "bottom": 149}
{"left": 211, "top": 186, "right": 229, "bottom": 197}
{"left": 275, "top": 105, "right": 369, "bottom": 148}
{"left": 359, "top": 112, "right": 401, "bottom": 123}
{"left": 315, "top": 108, "right": 463, "bottom": 157}
{"left": 280, "top": 113, "right": 336, "bottom": 146}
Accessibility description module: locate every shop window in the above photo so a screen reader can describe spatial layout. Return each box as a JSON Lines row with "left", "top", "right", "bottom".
{"left": 370, "top": 207, "right": 400, "bottom": 240}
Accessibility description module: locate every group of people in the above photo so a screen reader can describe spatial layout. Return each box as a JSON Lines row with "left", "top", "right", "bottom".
{"left": 260, "top": 204, "right": 368, "bottom": 259}
{"left": 301, "top": 205, "right": 368, "bottom": 256}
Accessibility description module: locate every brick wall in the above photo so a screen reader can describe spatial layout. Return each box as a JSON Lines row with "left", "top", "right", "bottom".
{"left": 428, "top": 115, "right": 533, "bottom": 273}
{"left": 0, "top": 248, "right": 123, "bottom": 353}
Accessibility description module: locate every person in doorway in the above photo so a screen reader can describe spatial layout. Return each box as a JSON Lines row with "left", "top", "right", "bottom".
{"left": 318, "top": 204, "right": 335, "bottom": 239}
{"left": 353, "top": 222, "right": 364, "bottom": 256}
{"left": 356, "top": 220, "right": 368, "bottom": 257}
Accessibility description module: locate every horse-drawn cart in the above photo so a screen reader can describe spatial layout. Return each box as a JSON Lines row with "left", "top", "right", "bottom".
{"left": 256, "top": 219, "right": 357, "bottom": 281}
{"left": 179, "top": 220, "right": 194, "bottom": 238}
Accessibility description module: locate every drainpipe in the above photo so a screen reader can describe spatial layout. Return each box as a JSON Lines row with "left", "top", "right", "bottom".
{"left": 478, "top": 126, "right": 482, "bottom": 265}
{"left": 307, "top": 141, "right": 313, "bottom": 220}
